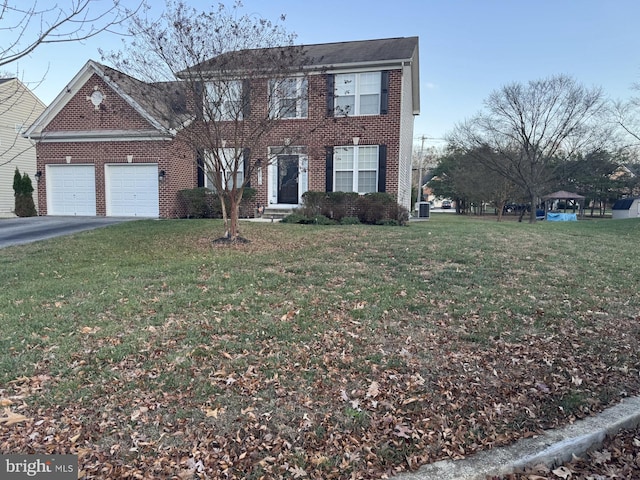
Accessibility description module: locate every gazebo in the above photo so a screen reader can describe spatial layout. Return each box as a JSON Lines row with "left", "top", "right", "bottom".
{"left": 542, "top": 190, "right": 585, "bottom": 220}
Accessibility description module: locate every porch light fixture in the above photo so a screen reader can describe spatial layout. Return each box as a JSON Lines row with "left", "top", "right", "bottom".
{"left": 352, "top": 137, "right": 360, "bottom": 145}
{"left": 34, "top": 171, "right": 42, "bottom": 182}
{"left": 158, "top": 170, "right": 166, "bottom": 181}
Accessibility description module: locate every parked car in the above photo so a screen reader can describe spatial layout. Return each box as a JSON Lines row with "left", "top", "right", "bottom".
{"left": 441, "top": 200, "right": 452, "bottom": 209}
{"left": 503, "top": 203, "right": 529, "bottom": 213}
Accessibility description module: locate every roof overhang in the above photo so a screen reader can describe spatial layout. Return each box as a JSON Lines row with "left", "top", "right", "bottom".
{"left": 28, "top": 129, "right": 174, "bottom": 143}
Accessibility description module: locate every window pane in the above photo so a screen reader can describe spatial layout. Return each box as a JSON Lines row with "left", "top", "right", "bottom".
{"left": 334, "top": 147, "right": 354, "bottom": 169}
{"left": 358, "top": 146, "right": 378, "bottom": 169}
{"left": 335, "top": 95, "right": 354, "bottom": 116}
{"left": 335, "top": 171, "right": 354, "bottom": 192}
{"left": 280, "top": 99, "right": 297, "bottom": 118}
{"left": 205, "top": 80, "right": 242, "bottom": 120}
{"left": 359, "top": 94, "right": 380, "bottom": 115}
{"left": 335, "top": 74, "right": 356, "bottom": 96}
{"left": 359, "top": 72, "right": 381, "bottom": 94}
{"left": 357, "top": 171, "right": 377, "bottom": 193}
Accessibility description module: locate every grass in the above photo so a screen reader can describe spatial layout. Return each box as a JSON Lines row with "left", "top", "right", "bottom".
{"left": 1, "top": 215, "right": 640, "bottom": 479}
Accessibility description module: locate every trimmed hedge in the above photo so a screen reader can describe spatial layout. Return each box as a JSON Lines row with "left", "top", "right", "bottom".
{"left": 285, "top": 191, "right": 408, "bottom": 226}
{"left": 178, "top": 187, "right": 256, "bottom": 219}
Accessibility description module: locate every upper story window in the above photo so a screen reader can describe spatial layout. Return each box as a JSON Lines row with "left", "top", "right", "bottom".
{"left": 269, "top": 77, "right": 308, "bottom": 119}
{"left": 204, "top": 80, "right": 247, "bottom": 121}
{"left": 334, "top": 145, "right": 379, "bottom": 193}
{"left": 334, "top": 72, "right": 381, "bottom": 116}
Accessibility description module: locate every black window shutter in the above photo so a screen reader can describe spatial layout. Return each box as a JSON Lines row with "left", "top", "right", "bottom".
{"left": 380, "top": 71, "right": 390, "bottom": 115}
{"left": 378, "top": 145, "right": 387, "bottom": 192}
{"left": 242, "top": 80, "right": 251, "bottom": 118}
{"left": 326, "top": 74, "right": 335, "bottom": 117}
{"left": 325, "top": 146, "right": 334, "bottom": 192}
{"left": 243, "top": 148, "right": 251, "bottom": 188}
{"left": 197, "top": 150, "right": 205, "bottom": 188}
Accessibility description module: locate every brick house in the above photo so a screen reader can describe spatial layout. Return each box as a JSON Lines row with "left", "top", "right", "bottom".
{"left": 24, "top": 37, "right": 420, "bottom": 218}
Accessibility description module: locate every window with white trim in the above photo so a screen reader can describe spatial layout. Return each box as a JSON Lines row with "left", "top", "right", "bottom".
{"left": 204, "top": 80, "right": 243, "bottom": 121}
{"left": 334, "top": 145, "right": 379, "bottom": 193}
{"left": 269, "top": 77, "right": 308, "bottom": 119}
{"left": 205, "top": 148, "right": 244, "bottom": 190}
{"left": 334, "top": 72, "right": 381, "bottom": 116}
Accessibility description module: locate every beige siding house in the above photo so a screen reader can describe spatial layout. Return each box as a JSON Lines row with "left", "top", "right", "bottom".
{"left": 0, "top": 78, "right": 46, "bottom": 216}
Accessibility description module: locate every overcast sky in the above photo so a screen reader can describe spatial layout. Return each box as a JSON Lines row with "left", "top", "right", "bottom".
{"left": 8, "top": 0, "right": 640, "bottom": 149}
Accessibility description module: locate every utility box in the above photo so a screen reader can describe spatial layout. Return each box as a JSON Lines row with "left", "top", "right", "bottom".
{"left": 415, "top": 202, "right": 430, "bottom": 220}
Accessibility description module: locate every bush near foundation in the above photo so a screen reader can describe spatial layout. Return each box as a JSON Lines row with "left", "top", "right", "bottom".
{"left": 284, "top": 191, "right": 408, "bottom": 226}
{"left": 178, "top": 187, "right": 256, "bottom": 219}
{"left": 13, "top": 168, "right": 37, "bottom": 217}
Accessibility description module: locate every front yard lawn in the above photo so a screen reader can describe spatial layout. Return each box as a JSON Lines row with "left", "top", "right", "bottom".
{"left": 1, "top": 216, "right": 639, "bottom": 479}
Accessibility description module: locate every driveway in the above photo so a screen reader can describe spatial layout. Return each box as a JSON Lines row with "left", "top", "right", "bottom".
{"left": 0, "top": 216, "right": 136, "bottom": 248}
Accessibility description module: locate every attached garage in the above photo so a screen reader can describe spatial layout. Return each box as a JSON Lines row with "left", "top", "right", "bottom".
{"left": 105, "top": 164, "right": 159, "bottom": 217}
{"left": 46, "top": 164, "right": 96, "bottom": 216}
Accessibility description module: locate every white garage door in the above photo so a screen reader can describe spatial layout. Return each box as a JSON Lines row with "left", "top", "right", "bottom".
{"left": 106, "top": 164, "right": 159, "bottom": 217}
{"left": 47, "top": 165, "right": 96, "bottom": 216}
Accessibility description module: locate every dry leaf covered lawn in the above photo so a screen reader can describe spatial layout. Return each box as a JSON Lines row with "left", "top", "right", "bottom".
{"left": 1, "top": 216, "right": 640, "bottom": 479}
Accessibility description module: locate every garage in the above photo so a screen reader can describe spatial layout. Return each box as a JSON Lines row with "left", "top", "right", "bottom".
{"left": 105, "top": 164, "right": 159, "bottom": 217}
{"left": 46, "top": 165, "right": 97, "bottom": 216}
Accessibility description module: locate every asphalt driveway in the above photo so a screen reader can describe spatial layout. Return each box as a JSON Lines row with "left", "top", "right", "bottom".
{"left": 0, "top": 216, "right": 136, "bottom": 248}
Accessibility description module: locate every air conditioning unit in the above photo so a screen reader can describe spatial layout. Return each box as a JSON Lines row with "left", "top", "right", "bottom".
{"left": 415, "top": 202, "right": 430, "bottom": 220}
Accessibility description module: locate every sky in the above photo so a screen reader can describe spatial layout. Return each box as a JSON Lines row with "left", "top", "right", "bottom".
{"left": 6, "top": 0, "right": 640, "bottom": 150}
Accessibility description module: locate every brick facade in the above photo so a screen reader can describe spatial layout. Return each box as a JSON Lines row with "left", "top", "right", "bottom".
{"left": 29, "top": 38, "right": 418, "bottom": 218}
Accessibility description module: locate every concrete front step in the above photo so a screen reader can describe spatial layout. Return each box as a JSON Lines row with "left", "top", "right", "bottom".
{"left": 261, "top": 207, "right": 296, "bottom": 220}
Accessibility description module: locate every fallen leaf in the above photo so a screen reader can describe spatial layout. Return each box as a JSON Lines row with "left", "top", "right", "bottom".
{"left": 0, "top": 408, "right": 31, "bottom": 426}
{"left": 204, "top": 407, "right": 225, "bottom": 418}
{"left": 552, "top": 466, "right": 573, "bottom": 478}
{"left": 366, "top": 381, "right": 380, "bottom": 398}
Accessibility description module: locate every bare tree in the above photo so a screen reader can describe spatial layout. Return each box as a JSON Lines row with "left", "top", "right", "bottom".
{"left": 0, "top": 0, "right": 138, "bottom": 68}
{"left": 611, "top": 95, "right": 640, "bottom": 152}
{"left": 448, "top": 75, "right": 609, "bottom": 223}
{"left": 103, "top": 0, "right": 311, "bottom": 240}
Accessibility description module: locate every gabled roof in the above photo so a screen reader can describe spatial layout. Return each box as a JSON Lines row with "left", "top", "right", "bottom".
{"left": 24, "top": 60, "right": 191, "bottom": 141}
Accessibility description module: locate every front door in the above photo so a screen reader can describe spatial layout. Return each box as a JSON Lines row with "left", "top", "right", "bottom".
{"left": 277, "top": 155, "right": 299, "bottom": 204}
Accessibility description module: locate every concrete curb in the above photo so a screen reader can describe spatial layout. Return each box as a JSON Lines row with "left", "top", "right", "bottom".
{"left": 393, "top": 396, "right": 640, "bottom": 480}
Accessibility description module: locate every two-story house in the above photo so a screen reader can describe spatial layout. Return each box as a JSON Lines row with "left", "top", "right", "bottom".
{"left": 0, "top": 78, "right": 45, "bottom": 216}
{"left": 24, "top": 37, "right": 420, "bottom": 218}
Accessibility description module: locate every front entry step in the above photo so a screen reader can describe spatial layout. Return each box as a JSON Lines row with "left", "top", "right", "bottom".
{"left": 262, "top": 207, "right": 295, "bottom": 220}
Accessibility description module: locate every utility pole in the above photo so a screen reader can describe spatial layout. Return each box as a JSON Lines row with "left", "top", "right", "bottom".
{"left": 415, "top": 135, "right": 426, "bottom": 204}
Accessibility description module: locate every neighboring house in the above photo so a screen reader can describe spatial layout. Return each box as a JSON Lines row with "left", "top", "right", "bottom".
{"left": 24, "top": 37, "right": 420, "bottom": 218}
{"left": 612, "top": 197, "right": 640, "bottom": 219}
{"left": 0, "top": 78, "right": 45, "bottom": 216}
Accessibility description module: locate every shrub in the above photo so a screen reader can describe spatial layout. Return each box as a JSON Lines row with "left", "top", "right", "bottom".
{"left": 340, "top": 216, "right": 361, "bottom": 225}
{"left": 13, "top": 168, "right": 37, "bottom": 217}
{"left": 178, "top": 187, "right": 256, "bottom": 219}
{"left": 356, "top": 192, "right": 397, "bottom": 224}
{"left": 281, "top": 213, "right": 309, "bottom": 224}
{"left": 322, "top": 192, "right": 359, "bottom": 221}
{"left": 177, "top": 187, "right": 213, "bottom": 218}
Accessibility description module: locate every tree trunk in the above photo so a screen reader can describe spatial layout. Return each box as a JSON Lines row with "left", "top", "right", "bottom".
{"left": 526, "top": 193, "right": 536, "bottom": 223}
{"left": 219, "top": 193, "right": 230, "bottom": 238}
{"left": 496, "top": 201, "right": 505, "bottom": 222}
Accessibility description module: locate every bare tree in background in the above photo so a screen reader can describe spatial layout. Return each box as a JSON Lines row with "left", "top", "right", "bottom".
{"left": 611, "top": 88, "right": 640, "bottom": 152}
{"left": 449, "top": 75, "right": 609, "bottom": 223}
{"left": 0, "top": 0, "right": 137, "bottom": 68}
{"left": 103, "top": 0, "right": 311, "bottom": 240}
